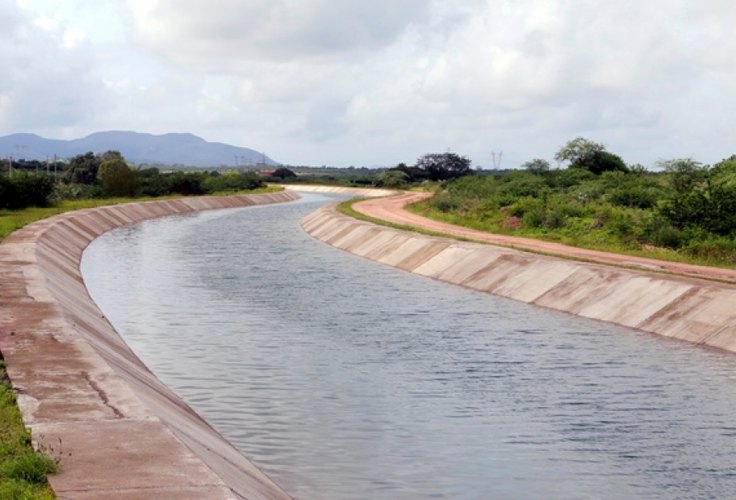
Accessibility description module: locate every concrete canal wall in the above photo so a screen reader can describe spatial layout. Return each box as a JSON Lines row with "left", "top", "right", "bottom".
{"left": 302, "top": 203, "right": 736, "bottom": 354}
{"left": 0, "top": 192, "right": 299, "bottom": 499}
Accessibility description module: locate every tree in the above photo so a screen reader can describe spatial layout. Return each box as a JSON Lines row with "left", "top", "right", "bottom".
{"left": 374, "top": 169, "right": 409, "bottom": 188}
{"left": 554, "top": 137, "right": 605, "bottom": 165}
{"left": 272, "top": 167, "right": 297, "bottom": 180}
{"left": 98, "top": 159, "right": 138, "bottom": 197}
{"left": 522, "top": 158, "right": 550, "bottom": 174}
{"left": 415, "top": 153, "right": 472, "bottom": 181}
{"left": 555, "top": 137, "right": 627, "bottom": 175}
{"left": 64, "top": 152, "right": 100, "bottom": 184}
{"left": 658, "top": 158, "right": 706, "bottom": 194}
{"left": 572, "top": 150, "right": 628, "bottom": 175}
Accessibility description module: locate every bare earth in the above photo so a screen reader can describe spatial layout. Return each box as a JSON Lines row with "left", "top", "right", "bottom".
{"left": 353, "top": 191, "right": 736, "bottom": 284}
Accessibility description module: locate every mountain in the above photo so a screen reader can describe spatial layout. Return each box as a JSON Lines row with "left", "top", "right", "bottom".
{"left": 0, "top": 131, "right": 278, "bottom": 167}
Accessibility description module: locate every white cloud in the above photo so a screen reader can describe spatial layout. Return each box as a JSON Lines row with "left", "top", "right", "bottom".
{"left": 2, "top": 0, "right": 735, "bottom": 167}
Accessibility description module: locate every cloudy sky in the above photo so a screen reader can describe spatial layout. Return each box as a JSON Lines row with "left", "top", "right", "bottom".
{"left": 1, "top": 0, "right": 734, "bottom": 168}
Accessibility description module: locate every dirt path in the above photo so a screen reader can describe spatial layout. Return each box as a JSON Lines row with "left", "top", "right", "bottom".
{"left": 353, "top": 191, "right": 736, "bottom": 284}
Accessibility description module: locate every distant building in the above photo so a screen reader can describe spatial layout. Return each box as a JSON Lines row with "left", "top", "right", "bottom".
{"left": 259, "top": 168, "right": 276, "bottom": 177}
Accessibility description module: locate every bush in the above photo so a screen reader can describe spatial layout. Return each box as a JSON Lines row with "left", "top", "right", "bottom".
{"left": 608, "top": 185, "right": 660, "bottom": 209}
{"left": 0, "top": 173, "right": 55, "bottom": 209}
{"left": 202, "top": 171, "right": 263, "bottom": 192}
{"left": 497, "top": 172, "right": 549, "bottom": 204}
{"left": 98, "top": 159, "right": 138, "bottom": 197}
{"left": 644, "top": 221, "right": 684, "bottom": 249}
{"left": 684, "top": 236, "right": 736, "bottom": 265}
{"left": 373, "top": 169, "right": 409, "bottom": 188}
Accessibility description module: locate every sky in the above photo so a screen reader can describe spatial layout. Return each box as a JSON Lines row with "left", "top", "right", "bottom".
{"left": 1, "top": 0, "right": 734, "bottom": 168}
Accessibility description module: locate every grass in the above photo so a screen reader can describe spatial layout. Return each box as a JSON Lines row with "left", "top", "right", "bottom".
{"left": 337, "top": 196, "right": 736, "bottom": 285}
{"left": 406, "top": 197, "right": 736, "bottom": 270}
{"left": 0, "top": 361, "right": 57, "bottom": 500}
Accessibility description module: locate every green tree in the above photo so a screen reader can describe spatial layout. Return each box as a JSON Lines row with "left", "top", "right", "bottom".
{"left": 658, "top": 158, "right": 706, "bottom": 194}
{"left": 374, "top": 169, "right": 409, "bottom": 188}
{"left": 554, "top": 137, "right": 605, "bottom": 165}
{"left": 416, "top": 153, "right": 472, "bottom": 181}
{"left": 64, "top": 152, "right": 100, "bottom": 184}
{"left": 98, "top": 159, "right": 138, "bottom": 197}
{"left": 522, "top": 158, "right": 550, "bottom": 174}
{"left": 572, "top": 150, "right": 629, "bottom": 175}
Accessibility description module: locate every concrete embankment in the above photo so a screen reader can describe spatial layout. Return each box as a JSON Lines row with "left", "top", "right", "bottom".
{"left": 0, "top": 192, "right": 298, "bottom": 499}
{"left": 302, "top": 202, "right": 736, "bottom": 353}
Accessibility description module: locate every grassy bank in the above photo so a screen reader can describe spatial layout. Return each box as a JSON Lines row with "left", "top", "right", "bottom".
{"left": 1, "top": 361, "right": 56, "bottom": 499}
{"left": 405, "top": 171, "right": 736, "bottom": 270}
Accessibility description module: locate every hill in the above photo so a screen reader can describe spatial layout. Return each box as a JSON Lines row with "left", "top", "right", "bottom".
{"left": 0, "top": 131, "right": 278, "bottom": 167}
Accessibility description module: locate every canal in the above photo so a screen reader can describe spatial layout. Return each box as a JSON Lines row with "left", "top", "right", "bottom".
{"left": 82, "top": 192, "right": 736, "bottom": 499}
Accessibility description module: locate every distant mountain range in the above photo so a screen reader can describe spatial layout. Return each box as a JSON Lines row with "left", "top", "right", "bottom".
{"left": 0, "top": 131, "right": 278, "bottom": 168}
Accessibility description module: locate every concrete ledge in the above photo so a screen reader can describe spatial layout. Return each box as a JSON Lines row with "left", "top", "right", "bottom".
{"left": 302, "top": 203, "right": 736, "bottom": 353}
{"left": 0, "top": 192, "right": 298, "bottom": 499}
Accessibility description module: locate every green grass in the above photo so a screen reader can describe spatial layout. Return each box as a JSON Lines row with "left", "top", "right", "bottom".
{"left": 337, "top": 195, "right": 736, "bottom": 280}
{"left": 0, "top": 361, "right": 57, "bottom": 500}
{"left": 407, "top": 198, "right": 736, "bottom": 269}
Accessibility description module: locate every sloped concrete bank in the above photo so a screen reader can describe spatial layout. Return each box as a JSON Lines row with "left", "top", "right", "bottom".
{"left": 302, "top": 203, "right": 736, "bottom": 353}
{"left": 0, "top": 192, "right": 298, "bottom": 499}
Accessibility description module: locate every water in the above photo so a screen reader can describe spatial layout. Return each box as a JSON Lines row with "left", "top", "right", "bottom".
{"left": 82, "top": 192, "right": 736, "bottom": 499}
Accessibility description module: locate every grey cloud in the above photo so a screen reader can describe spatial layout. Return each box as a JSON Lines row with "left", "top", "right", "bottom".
{"left": 0, "top": 3, "right": 109, "bottom": 134}
{"left": 130, "top": 0, "right": 430, "bottom": 66}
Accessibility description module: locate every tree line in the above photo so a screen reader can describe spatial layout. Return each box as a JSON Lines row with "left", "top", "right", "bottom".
{"left": 1, "top": 151, "right": 267, "bottom": 210}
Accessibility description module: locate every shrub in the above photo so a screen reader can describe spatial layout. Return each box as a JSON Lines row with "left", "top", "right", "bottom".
{"left": 608, "top": 185, "right": 660, "bottom": 209}
{"left": 0, "top": 173, "right": 55, "bottom": 209}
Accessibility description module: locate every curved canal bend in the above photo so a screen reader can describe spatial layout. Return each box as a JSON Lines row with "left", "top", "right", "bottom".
{"left": 82, "top": 192, "right": 736, "bottom": 499}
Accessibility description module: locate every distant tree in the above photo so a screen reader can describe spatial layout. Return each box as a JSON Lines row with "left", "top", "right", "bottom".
{"left": 658, "top": 158, "right": 706, "bottom": 194}
{"left": 99, "top": 150, "right": 125, "bottom": 163}
{"left": 98, "top": 158, "right": 138, "bottom": 197}
{"left": 374, "top": 169, "right": 409, "bottom": 188}
{"left": 572, "top": 150, "right": 629, "bottom": 175}
{"left": 522, "top": 158, "right": 550, "bottom": 174}
{"left": 416, "top": 153, "right": 472, "bottom": 181}
{"left": 64, "top": 152, "right": 100, "bottom": 184}
{"left": 554, "top": 137, "right": 605, "bottom": 165}
{"left": 554, "top": 137, "right": 627, "bottom": 175}
{"left": 391, "top": 162, "right": 429, "bottom": 183}
{"left": 272, "top": 167, "right": 297, "bottom": 180}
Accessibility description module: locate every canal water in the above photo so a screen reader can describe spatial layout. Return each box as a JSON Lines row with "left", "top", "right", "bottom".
{"left": 81, "top": 192, "right": 736, "bottom": 499}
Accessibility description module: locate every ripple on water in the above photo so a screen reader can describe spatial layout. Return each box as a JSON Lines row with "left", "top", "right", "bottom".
{"left": 82, "top": 193, "right": 736, "bottom": 500}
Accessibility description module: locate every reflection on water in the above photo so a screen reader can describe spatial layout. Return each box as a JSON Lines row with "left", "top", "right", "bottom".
{"left": 82, "top": 193, "right": 736, "bottom": 499}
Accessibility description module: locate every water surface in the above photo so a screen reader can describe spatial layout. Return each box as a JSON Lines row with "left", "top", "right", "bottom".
{"left": 82, "top": 193, "right": 736, "bottom": 499}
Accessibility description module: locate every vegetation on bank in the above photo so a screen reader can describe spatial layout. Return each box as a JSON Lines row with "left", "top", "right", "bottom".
{"left": 0, "top": 361, "right": 56, "bottom": 499}
{"left": 407, "top": 139, "right": 736, "bottom": 268}
{"left": 1, "top": 150, "right": 269, "bottom": 211}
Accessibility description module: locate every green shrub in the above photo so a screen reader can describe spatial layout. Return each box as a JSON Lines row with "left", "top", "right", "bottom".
{"left": 0, "top": 174, "right": 55, "bottom": 209}
{"left": 608, "top": 185, "right": 660, "bottom": 209}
